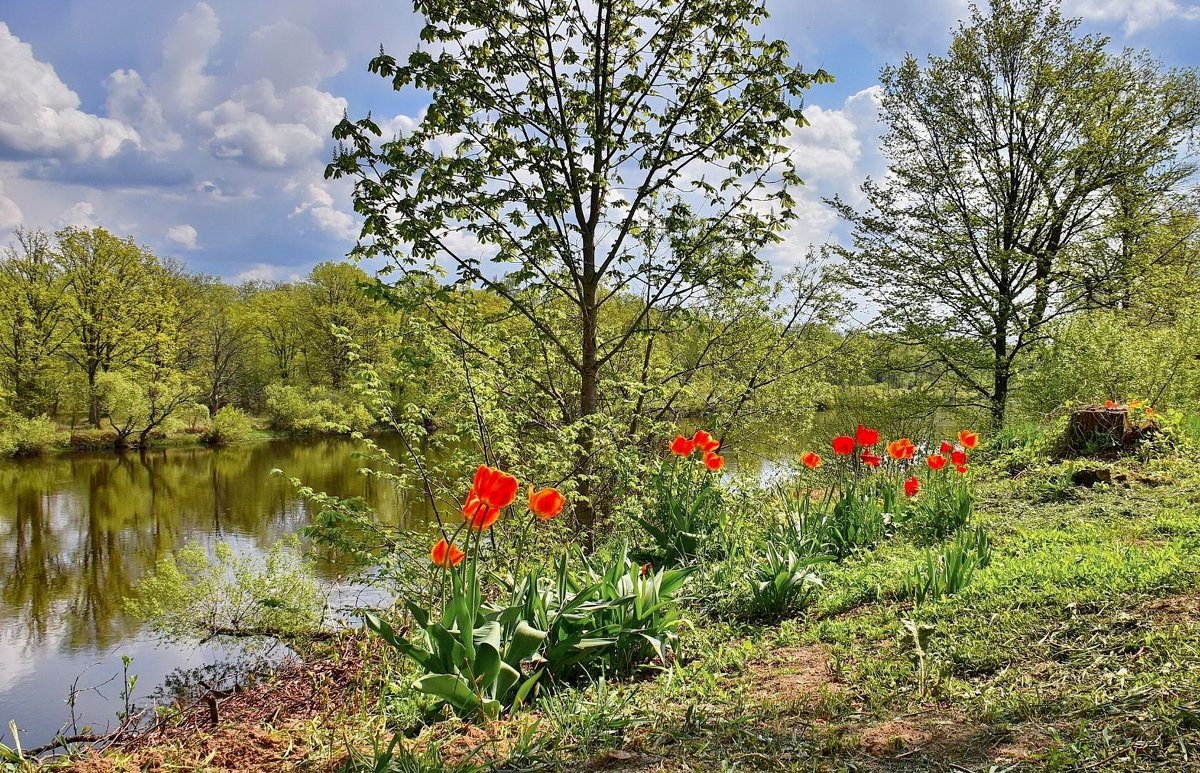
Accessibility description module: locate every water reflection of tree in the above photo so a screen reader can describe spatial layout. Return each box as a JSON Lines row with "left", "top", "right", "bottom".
{"left": 0, "top": 437, "right": 414, "bottom": 653}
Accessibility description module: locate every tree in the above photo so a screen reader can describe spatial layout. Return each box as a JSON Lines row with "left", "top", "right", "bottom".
{"left": 56, "top": 227, "right": 160, "bottom": 427}
{"left": 0, "top": 228, "right": 69, "bottom": 414}
{"left": 298, "top": 262, "right": 392, "bottom": 388}
{"left": 329, "top": 0, "right": 832, "bottom": 522}
{"left": 193, "top": 281, "right": 253, "bottom": 412}
{"left": 831, "top": 0, "right": 1200, "bottom": 426}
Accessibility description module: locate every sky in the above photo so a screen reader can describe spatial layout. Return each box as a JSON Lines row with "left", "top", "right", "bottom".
{"left": 0, "top": 0, "right": 1198, "bottom": 282}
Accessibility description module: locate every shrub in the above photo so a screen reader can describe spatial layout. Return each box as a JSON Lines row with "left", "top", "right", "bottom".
{"left": 265, "top": 384, "right": 375, "bottom": 433}
{"left": 126, "top": 538, "right": 324, "bottom": 646}
{"left": 0, "top": 414, "right": 63, "bottom": 456}
{"left": 202, "top": 406, "right": 255, "bottom": 445}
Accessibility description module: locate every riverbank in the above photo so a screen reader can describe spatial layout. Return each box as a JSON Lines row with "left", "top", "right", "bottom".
{"left": 52, "top": 454, "right": 1200, "bottom": 772}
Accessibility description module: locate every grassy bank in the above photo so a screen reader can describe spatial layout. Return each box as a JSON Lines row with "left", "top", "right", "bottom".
{"left": 55, "top": 451, "right": 1200, "bottom": 772}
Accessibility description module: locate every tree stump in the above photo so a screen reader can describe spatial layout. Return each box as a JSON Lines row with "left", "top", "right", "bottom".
{"left": 1063, "top": 404, "right": 1155, "bottom": 456}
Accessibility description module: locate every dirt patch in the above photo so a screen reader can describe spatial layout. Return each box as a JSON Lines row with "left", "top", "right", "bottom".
{"left": 858, "top": 711, "right": 1041, "bottom": 767}
{"left": 743, "top": 644, "right": 843, "bottom": 707}
{"left": 66, "top": 635, "right": 369, "bottom": 771}
{"left": 1140, "top": 590, "right": 1200, "bottom": 623}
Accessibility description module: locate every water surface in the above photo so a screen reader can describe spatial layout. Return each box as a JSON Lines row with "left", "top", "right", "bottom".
{"left": 0, "top": 436, "right": 415, "bottom": 748}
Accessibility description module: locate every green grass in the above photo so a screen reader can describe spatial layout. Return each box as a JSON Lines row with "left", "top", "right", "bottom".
{"left": 382, "top": 461, "right": 1200, "bottom": 771}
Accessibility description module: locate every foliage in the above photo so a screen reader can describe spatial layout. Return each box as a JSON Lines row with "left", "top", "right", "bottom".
{"left": 743, "top": 543, "right": 826, "bottom": 620}
{"left": 831, "top": 0, "right": 1200, "bottom": 426}
{"left": 126, "top": 538, "right": 324, "bottom": 645}
{"left": 636, "top": 450, "right": 727, "bottom": 564}
{"left": 265, "top": 383, "right": 375, "bottom": 433}
{"left": 901, "top": 475, "right": 974, "bottom": 544}
{"left": 897, "top": 526, "right": 992, "bottom": 605}
{"left": 0, "top": 413, "right": 63, "bottom": 456}
{"left": 200, "top": 406, "right": 255, "bottom": 445}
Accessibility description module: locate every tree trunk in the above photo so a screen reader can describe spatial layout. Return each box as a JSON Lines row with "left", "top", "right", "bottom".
{"left": 990, "top": 364, "right": 1009, "bottom": 429}
{"left": 87, "top": 366, "right": 100, "bottom": 428}
{"left": 575, "top": 273, "right": 599, "bottom": 530}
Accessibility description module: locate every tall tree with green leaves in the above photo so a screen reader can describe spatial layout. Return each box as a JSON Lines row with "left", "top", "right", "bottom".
{"left": 329, "top": 0, "right": 832, "bottom": 522}
{"left": 0, "top": 228, "right": 69, "bottom": 415}
{"left": 831, "top": 0, "right": 1200, "bottom": 426}
{"left": 56, "top": 227, "right": 160, "bottom": 427}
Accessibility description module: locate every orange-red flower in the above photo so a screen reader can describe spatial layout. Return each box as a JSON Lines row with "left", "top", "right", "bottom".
{"left": 528, "top": 485, "right": 566, "bottom": 521}
{"left": 855, "top": 425, "right": 879, "bottom": 446}
{"left": 430, "top": 538, "right": 465, "bottom": 568}
{"left": 903, "top": 476, "right": 920, "bottom": 497}
{"left": 950, "top": 449, "right": 967, "bottom": 466}
{"left": 670, "top": 435, "right": 695, "bottom": 456}
{"left": 940, "top": 441, "right": 953, "bottom": 454}
{"left": 692, "top": 430, "right": 720, "bottom": 453}
{"left": 887, "top": 438, "right": 916, "bottom": 460}
{"left": 470, "top": 464, "right": 519, "bottom": 509}
{"left": 957, "top": 430, "right": 979, "bottom": 449}
{"left": 1104, "top": 400, "right": 1118, "bottom": 409}
{"left": 463, "top": 492, "right": 501, "bottom": 530}
{"left": 800, "top": 451, "right": 822, "bottom": 469}
{"left": 1130, "top": 399, "right": 1143, "bottom": 407}
{"left": 703, "top": 452, "right": 725, "bottom": 471}
{"left": 832, "top": 435, "right": 855, "bottom": 455}
{"left": 861, "top": 452, "right": 881, "bottom": 467}
{"left": 955, "top": 465, "right": 968, "bottom": 474}
{"left": 927, "top": 454, "right": 947, "bottom": 470}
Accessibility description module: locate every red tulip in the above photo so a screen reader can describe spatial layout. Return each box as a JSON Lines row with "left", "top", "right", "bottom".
{"left": 861, "top": 453, "right": 881, "bottom": 467}
{"left": 940, "top": 441, "right": 953, "bottom": 454}
{"left": 927, "top": 454, "right": 947, "bottom": 470}
{"left": 528, "top": 485, "right": 566, "bottom": 521}
{"left": 903, "top": 476, "right": 920, "bottom": 497}
{"left": 1104, "top": 400, "right": 1118, "bottom": 409}
{"left": 957, "top": 430, "right": 979, "bottom": 449}
{"left": 950, "top": 450, "right": 967, "bottom": 466}
{"left": 692, "top": 430, "right": 720, "bottom": 453}
{"left": 471, "top": 464, "right": 519, "bottom": 509}
{"left": 800, "top": 452, "right": 822, "bottom": 469}
{"left": 670, "top": 435, "right": 695, "bottom": 456}
{"left": 855, "top": 425, "right": 879, "bottom": 446}
{"left": 955, "top": 465, "right": 968, "bottom": 474}
{"left": 703, "top": 452, "right": 725, "bottom": 471}
{"left": 832, "top": 435, "right": 855, "bottom": 455}
{"left": 430, "top": 539, "right": 465, "bottom": 568}
{"left": 462, "top": 492, "right": 501, "bottom": 530}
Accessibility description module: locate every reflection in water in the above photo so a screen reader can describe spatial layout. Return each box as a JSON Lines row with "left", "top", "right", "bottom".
{"left": 0, "top": 436, "right": 419, "bottom": 747}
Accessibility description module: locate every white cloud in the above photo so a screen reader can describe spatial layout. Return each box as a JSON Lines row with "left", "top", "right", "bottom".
{"left": 57, "top": 201, "right": 98, "bottom": 228}
{"left": 288, "top": 181, "right": 358, "bottom": 240}
{"left": 0, "top": 22, "right": 139, "bottom": 160}
{"left": 156, "top": 2, "right": 221, "bottom": 116}
{"left": 105, "top": 69, "right": 182, "bottom": 153}
{"left": 198, "top": 80, "right": 346, "bottom": 167}
{"left": 166, "top": 223, "right": 199, "bottom": 249}
{"left": 1064, "top": 0, "right": 1200, "bottom": 33}
{"left": 237, "top": 20, "right": 346, "bottom": 91}
{"left": 0, "top": 180, "right": 22, "bottom": 231}
{"left": 232, "top": 262, "right": 303, "bottom": 283}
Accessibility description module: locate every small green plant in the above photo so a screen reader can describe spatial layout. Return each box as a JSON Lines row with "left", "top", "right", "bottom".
{"left": 636, "top": 451, "right": 726, "bottom": 563}
{"left": 899, "top": 618, "right": 937, "bottom": 695}
{"left": 902, "top": 477, "right": 974, "bottom": 543}
{"left": 898, "top": 526, "right": 991, "bottom": 605}
{"left": 744, "top": 543, "right": 826, "bottom": 619}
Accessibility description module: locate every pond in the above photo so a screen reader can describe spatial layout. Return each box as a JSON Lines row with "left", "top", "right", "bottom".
{"left": 0, "top": 435, "right": 423, "bottom": 750}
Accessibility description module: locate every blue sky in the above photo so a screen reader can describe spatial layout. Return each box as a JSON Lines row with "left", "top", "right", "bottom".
{"left": 0, "top": 0, "right": 1198, "bottom": 281}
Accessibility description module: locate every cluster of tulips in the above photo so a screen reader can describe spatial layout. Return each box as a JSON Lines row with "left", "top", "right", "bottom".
{"left": 796, "top": 426, "right": 980, "bottom": 498}
{"left": 430, "top": 463, "right": 566, "bottom": 568}
{"left": 669, "top": 429, "right": 726, "bottom": 471}
{"left": 1104, "top": 399, "right": 1156, "bottom": 417}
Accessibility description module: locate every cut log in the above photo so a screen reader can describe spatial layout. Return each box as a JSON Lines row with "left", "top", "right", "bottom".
{"left": 1062, "top": 404, "right": 1155, "bottom": 457}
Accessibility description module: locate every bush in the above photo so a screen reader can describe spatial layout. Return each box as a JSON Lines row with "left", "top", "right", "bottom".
{"left": 898, "top": 526, "right": 992, "bottom": 605}
{"left": 264, "top": 384, "right": 375, "bottom": 433}
{"left": 201, "top": 406, "right": 255, "bottom": 445}
{"left": 126, "top": 538, "right": 324, "bottom": 646}
{"left": 743, "top": 543, "right": 826, "bottom": 620}
{"left": 0, "top": 414, "right": 64, "bottom": 456}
